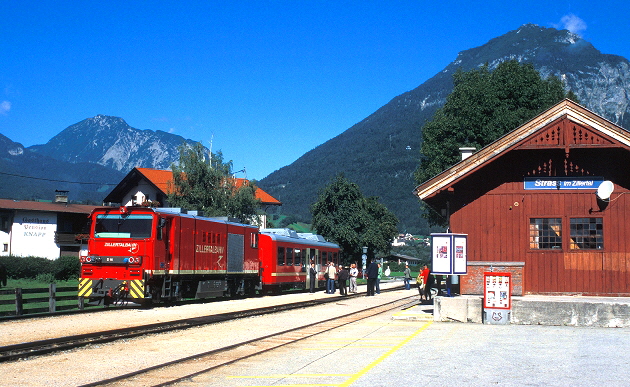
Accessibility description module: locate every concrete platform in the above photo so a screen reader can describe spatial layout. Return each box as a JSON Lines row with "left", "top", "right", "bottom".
{"left": 434, "top": 294, "right": 630, "bottom": 327}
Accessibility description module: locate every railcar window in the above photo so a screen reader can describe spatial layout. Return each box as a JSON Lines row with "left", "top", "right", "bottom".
{"left": 286, "top": 247, "right": 293, "bottom": 265}
{"left": 570, "top": 218, "right": 603, "bottom": 250}
{"left": 94, "top": 214, "right": 153, "bottom": 239}
{"left": 294, "top": 248, "right": 302, "bottom": 266}
{"left": 332, "top": 252, "right": 338, "bottom": 264}
{"left": 322, "top": 251, "right": 328, "bottom": 264}
{"left": 277, "top": 247, "right": 285, "bottom": 266}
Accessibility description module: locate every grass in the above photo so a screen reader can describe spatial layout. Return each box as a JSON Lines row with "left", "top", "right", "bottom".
{"left": 0, "top": 278, "right": 80, "bottom": 315}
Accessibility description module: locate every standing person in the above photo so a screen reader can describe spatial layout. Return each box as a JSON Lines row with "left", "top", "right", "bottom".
{"left": 338, "top": 266, "right": 349, "bottom": 296}
{"left": 349, "top": 263, "right": 358, "bottom": 293}
{"left": 326, "top": 262, "right": 337, "bottom": 294}
{"left": 403, "top": 264, "right": 412, "bottom": 290}
{"left": 416, "top": 272, "right": 425, "bottom": 300}
{"left": 376, "top": 263, "right": 382, "bottom": 294}
{"left": 365, "top": 260, "right": 379, "bottom": 296}
{"left": 425, "top": 269, "right": 435, "bottom": 301}
{"left": 420, "top": 265, "right": 431, "bottom": 300}
{"left": 309, "top": 262, "right": 317, "bottom": 293}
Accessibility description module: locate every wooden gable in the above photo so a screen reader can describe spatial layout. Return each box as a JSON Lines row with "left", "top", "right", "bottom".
{"left": 414, "top": 100, "right": 630, "bottom": 202}
{"left": 514, "top": 116, "right": 617, "bottom": 150}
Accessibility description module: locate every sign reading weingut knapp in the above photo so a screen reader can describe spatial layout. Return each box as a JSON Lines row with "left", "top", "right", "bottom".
{"left": 11, "top": 211, "right": 59, "bottom": 259}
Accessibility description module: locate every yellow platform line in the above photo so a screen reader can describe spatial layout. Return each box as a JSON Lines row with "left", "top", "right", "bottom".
{"left": 226, "top": 321, "right": 433, "bottom": 387}
{"left": 228, "top": 374, "right": 352, "bottom": 379}
{"left": 339, "top": 321, "right": 432, "bottom": 387}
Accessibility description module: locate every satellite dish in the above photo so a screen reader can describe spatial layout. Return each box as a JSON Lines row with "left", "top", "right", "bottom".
{"left": 597, "top": 180, "right": 614, "bottom": 200}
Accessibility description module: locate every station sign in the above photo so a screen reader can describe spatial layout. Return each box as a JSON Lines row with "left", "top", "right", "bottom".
{"left": 523, "top": 176, "right": 604, "bottom": 190}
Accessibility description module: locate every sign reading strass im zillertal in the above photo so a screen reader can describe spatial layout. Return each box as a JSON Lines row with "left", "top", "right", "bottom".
{"left": 523, "top": 177, "right": 604, "bottom": 190}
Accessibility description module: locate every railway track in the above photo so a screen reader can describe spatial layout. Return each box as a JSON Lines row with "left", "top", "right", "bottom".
{"left": 80, "top": 295, "right": 417, "bottom": 387}
{"left": 0, "top": 285, "right": 405, "bottom": 363}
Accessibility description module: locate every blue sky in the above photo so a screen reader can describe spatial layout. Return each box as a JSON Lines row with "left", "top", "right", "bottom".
{"left": 2, "top": 1, "right": 629, "bottom": 181}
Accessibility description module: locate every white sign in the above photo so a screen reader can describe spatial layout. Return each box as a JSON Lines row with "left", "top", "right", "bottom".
{"left": 11, "top": 211, "right": 59, "bottom": 259}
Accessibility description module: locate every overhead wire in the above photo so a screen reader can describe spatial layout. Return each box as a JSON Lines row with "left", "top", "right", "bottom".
{"left": 0, "top": 171, "right": 118, "bottom": 185}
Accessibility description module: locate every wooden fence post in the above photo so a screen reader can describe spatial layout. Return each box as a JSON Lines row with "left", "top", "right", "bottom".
{"left": 49, "top": 283, "right": 56, "bottom": 313}
{"left": 15, "top": 288, "right": 23, "bottom": 316}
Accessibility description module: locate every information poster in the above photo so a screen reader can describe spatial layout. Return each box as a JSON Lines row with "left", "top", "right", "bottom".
{"left": 431, "top": 235, "right": 452, "bottom": 274}
{"left": 453, "top": 235, "right": 467, "bottom": 274}
{"left": 483, "top": 272, "right": 511, "bottom": 309}
{"left": 431, "top": 233, "right": 468, "bottom": 275}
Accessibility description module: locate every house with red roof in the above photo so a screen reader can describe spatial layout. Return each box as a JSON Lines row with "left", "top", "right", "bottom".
{"left": 0, "top": 193, "right": 97, "bottom": 259}
{"left": 102, "top": 167, "right": 281, "bottom": 226}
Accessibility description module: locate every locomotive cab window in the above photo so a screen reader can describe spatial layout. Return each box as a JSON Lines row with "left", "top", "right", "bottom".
{"left": 94, "top": 214, "right": 153, "bottom": 239}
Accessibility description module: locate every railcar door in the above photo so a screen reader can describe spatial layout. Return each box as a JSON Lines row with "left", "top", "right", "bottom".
{"left": 227, "top": 233, "right": 244, "bottom": 273}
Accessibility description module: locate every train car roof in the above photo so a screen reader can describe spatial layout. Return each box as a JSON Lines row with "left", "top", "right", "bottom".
{"left": 260, "top": 229, "right": 339, "bottom": 248}
{"left": 92, "top": 206, "right": 258, "bottom": 229}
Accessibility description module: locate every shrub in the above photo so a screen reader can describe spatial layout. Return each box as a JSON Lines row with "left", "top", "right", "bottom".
{"left": 35, "top": 272, "right": 56, "bottom": 284}
{"left": 54, "top": 256, "right": 80, "bottom": 281}
{"left": 0, "top": 255, "right": 79, "bottom": 281}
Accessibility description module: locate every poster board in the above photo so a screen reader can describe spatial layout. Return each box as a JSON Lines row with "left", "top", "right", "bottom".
{"left": 483, "top": 272, "right": 511, "bottom": 309}
{"left": 431, "top": 233, "right": 467, "bottom": 275}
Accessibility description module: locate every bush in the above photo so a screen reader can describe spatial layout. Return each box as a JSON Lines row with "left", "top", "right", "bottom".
{"left": 0, "top": 255, "right": 80, "bottom": 282}
{"left": 54, "top": 256, "right": 80, "bottom": 281}
{"left": 35, "top": 272, "right": 56, "bottom": 283}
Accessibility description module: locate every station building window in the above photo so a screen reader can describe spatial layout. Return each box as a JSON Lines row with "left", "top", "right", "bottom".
{"left": 529, "top": 217, "right": 603, "bottom": 250}
{"left": 570, "top": 218, "right": 603, "bottom": 250}
{"left": 529, "top": 218, "right": 562, "bottom": 249}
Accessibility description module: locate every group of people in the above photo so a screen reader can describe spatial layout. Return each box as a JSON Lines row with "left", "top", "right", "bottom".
{"left": 310, "top": 260, "right": 433, "bottom": 300}
{"left": 309, "top": 261, "right": 361, "bottom": 295}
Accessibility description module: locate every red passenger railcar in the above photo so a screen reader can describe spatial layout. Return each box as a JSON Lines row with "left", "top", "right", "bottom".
{"left": 258, "top": 229, "right": 339, "bottom": 292}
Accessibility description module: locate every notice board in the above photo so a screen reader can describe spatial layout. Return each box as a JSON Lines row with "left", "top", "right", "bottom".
{"left": 431, "top": 233, "right": 467, "bottom": 275}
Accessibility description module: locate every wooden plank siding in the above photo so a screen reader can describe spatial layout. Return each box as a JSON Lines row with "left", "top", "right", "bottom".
{"left": 450, "top": 178, "right": 630, "bottom": 295}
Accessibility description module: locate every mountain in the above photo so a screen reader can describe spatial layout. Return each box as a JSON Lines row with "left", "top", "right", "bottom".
{"left": 258, "top": 24, "right": 630, "bottom": 234}
{"left": 0, "top": 133, "right": 125, "bottom": 203}
{"left": 0, "top": 115, "right": 202, "bottom": 203}
{"left": 28, "top": 115, "right": 200, "bottom": 172}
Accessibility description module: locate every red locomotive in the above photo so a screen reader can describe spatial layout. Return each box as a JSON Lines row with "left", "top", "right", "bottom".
{"left": 79, "top": 206, "right": 339, "bottom": 304}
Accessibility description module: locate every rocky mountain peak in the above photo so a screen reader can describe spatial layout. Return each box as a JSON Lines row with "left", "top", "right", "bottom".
{"left": 27, "top": 115, "right": 200, "bottom": 172}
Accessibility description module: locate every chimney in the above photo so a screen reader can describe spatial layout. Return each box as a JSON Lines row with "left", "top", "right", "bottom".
{"left": 55, "top": 190, "right": 69, "bottom": 204}
{"left": 459, "top": 147, "right": 476, "bottom": 161}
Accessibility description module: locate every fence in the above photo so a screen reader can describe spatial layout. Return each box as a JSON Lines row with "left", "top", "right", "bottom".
{"left": 0, "top": 284, "right": 88, "bottom": 317}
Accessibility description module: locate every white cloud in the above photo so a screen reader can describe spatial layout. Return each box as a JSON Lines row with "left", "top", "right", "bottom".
{"left": 0, "top": 100, "right": 10, "bottom": 115}
{"left": 560, "top": 14, "right": 587, "bottom": 36}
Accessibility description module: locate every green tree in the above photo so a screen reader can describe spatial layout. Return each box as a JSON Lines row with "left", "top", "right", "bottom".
{"left": 310, "top": 174, "right": 398, "bottom": 263}
{"left": 167, "top": 142, "right": 261, "bottom": 224}
{"left": 415, "top": 60, "right": 577, "bottom": 225}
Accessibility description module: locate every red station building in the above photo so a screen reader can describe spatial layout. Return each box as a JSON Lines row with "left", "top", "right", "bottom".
{"left": 414, "top": 99, "right": 630, "bottom": 296}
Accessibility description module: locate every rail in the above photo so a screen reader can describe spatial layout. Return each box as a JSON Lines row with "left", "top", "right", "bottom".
{"left": 0, "top": 284, "right": 90, "bottom": 317}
